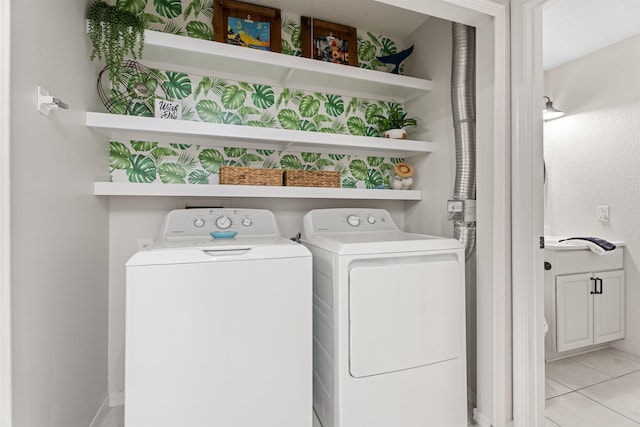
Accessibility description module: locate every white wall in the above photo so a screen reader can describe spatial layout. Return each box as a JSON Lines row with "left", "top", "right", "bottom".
{"left": 403, "top": 17, "right": 456, "bottom": 239}
{"left": 544, "top": 34, "right": 640, "bottom": 354}
{"left": 10, "top": 0, "right": 110, "bottom": 425}
{"left": 107, "top": 197, "right": 406, "bottom": 399}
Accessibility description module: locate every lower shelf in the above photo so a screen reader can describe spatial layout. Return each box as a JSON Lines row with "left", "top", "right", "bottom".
{"left": 94, "top": 182, "right": 422, "bottom": 200}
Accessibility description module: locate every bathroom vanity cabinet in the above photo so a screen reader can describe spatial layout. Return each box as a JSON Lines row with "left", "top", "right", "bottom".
{"left": 544, "top": 243, "right": 625, "bottom": 353}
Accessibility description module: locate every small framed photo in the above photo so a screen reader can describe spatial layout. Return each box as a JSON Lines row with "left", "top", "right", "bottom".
{"left": 301, "top": 17, "right": 357, "bottom": 67}
{"left": 214, "top": 0, "right": 281, "bottom": 52}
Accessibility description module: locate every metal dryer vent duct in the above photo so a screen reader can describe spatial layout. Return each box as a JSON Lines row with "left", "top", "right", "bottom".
{"left": 449, "top": 22, "right": 477, "bottom": 259}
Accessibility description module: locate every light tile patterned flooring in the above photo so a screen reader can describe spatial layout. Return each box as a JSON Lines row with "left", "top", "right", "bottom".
{"left": 545, "top": 347, "right": 640, "bottom": 426}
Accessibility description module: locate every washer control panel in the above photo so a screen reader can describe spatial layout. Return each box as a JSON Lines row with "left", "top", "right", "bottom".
{"left": 304, "top": 208, "right": 398, "bottom": 233}
{"left": 161, "top": 208, "right": 280, "bottom": 238}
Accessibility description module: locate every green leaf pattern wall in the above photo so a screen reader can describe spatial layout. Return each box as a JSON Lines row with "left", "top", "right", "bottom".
{"left": 111, "top": 141, "right": 404, "bottom": 189}
{"left": 107, "top": 0, "right": 408, "bottom": 188}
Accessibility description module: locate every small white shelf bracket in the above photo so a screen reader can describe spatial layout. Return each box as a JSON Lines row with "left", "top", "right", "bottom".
{"left": 38, "top": 86, "right": 68, "bottom": 116}
{"left": 281, "top": 140, "right": 296, "bottom": 153}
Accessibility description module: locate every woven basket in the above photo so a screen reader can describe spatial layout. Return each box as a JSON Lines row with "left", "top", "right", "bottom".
{"left": 219, "top": 166, "right": 283, "bottom": 186}
{"left": 284, "top": 170, "right": 341, "bottom": 188}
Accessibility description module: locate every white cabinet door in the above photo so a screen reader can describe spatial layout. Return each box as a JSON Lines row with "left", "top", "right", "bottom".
{"left": 556, "top": 273, "right": 593, "bottom": 352}
{"left": 594, "top": 270, "right": 625, "bottom": 344}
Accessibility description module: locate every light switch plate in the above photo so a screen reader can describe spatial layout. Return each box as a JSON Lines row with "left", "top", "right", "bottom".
{"left": 597, "top": 206, "right": 610, "bottom": 222}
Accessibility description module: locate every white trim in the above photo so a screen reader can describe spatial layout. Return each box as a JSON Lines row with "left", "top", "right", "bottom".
{"left": 444, "top": 0, "right": 506, "bottom": 15}
{"left": 473, "top": 408, "right": 493, "bottom": 427}
{"left": 0, "top": 0, "right": 11, "bottom": 425}
{"left": 510, "top": 0, "right": 548, "bottom": 426}
{"left": 88, "top": 397, "right": 110, "bottom": 427}
{"left": 487, "top": 5, "right": 511, "bottom": 425}
{"left": 109, "top": 391, "right": 124, "bottom": 408}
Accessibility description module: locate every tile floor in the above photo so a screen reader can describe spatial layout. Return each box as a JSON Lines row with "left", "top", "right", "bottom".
{"left": 545, "top": 347, "right": 640, "bottom": 426}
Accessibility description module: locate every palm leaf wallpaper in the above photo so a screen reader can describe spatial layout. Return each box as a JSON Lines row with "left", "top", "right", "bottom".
{"left": 105, "top": 0, "right": 409, "bottom": 188}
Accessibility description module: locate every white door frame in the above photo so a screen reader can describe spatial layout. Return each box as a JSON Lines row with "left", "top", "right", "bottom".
{"left": 510, "top": 0, "right": 547, "bottom": 425}
{"left": 0, "top": 0, "right": 11, "bottom": 425}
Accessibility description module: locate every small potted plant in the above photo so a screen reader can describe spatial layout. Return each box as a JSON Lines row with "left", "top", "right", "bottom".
{"left": 375, "top": 102, "right": 418, "bottom": 139}
{"left": 88, "top": 0, "right": 145, "bottom": 85}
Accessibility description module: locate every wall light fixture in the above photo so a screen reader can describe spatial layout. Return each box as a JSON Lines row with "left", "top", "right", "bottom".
{"left": 543, "top": 96, "right": 565, "bottom": 120}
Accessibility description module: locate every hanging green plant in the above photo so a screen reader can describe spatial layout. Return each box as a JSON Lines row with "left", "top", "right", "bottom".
{"left": 88, "top": 0, "right": 145, "bottom": 85}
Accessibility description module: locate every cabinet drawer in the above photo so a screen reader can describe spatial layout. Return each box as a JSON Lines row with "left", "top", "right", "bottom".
{"left": 551, "top": 248, "right": 623, "bottom": 275}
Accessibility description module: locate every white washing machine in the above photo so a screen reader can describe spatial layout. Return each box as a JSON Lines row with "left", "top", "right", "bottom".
{"left": 301, "top": 208, "right": 467, "bottom": 427}
{"left": 125, "top": 208, "right": 312, "bottom": 427}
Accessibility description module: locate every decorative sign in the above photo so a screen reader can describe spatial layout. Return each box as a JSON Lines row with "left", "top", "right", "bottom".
{"left": 155, "top": 99, "right": 182, "bottom": 120}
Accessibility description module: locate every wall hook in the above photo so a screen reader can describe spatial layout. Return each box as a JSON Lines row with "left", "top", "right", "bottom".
{"left": 37, "top": 86, "right": 68, "bottom": 116}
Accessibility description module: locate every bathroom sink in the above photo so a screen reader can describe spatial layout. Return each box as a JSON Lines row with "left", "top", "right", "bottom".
{"left": 544, "top": 236, "right": 624, "bottom": 251}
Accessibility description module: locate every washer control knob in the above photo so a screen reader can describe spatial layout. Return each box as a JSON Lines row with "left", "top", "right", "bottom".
{"left": 241, "top": 218, "right": 252, "bottom": 227}
{"left": 215, "top": 216, "right": 232, "bottom": 229}
{"left": 193, "top": 218, "right": 205, "bottom": 228}
{"left": 347, "top": 215, "right": 361, "bottom": 227}
{"left": 367, "top": 215, "right": 376, "bottom": 224}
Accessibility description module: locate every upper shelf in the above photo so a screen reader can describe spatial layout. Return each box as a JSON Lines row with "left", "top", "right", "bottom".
{"left": 138, "top": 30, "right": 433, "bottom": 103}
{"left": 87, "top": 113, "right": 436, "bottom": 158}
{"left": 94, "top": 182, "right": 422, "bottom": 201}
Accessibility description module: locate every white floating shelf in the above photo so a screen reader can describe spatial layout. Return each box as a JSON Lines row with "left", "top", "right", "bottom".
{"left": 87, "top": 113, "right": 435, "bottom": 158}
{"left": 139, "top": 30, "right": 432, "bottom": 103}
{"left": 94, "top": 182, "right": 422, "bottom": 201}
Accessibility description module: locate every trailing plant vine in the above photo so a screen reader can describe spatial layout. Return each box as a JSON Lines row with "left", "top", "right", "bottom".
{"left": 88, "top": 0, "right": 145, "bottom": 85}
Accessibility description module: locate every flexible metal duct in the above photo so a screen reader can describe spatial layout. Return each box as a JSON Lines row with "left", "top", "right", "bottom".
{"left": 451, "top": 22, "right": 476, "bottom": 259}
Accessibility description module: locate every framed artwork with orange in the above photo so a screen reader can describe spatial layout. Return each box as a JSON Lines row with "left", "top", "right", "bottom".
{"left": 214, "top": 0, "right": 281, "bottom": 52}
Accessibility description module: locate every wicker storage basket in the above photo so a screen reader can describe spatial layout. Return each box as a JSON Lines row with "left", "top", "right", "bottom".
{"left": 219, "top": 166, "right": 283, "bottom": 186}
{"left": 284, "top": 170, "right": 341, "bottom": 188}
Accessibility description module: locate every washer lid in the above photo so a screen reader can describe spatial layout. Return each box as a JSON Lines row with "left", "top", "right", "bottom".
{"left": 127, "top": 236, "right": 310, "bottom": 266}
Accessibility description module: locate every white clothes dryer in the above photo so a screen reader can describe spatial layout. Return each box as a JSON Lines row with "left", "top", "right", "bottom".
{"left": 301, "top": 208, "right": 467, "bottom": 427}
{"left": 125, "top": 208, "right": 312, "bottom": 427}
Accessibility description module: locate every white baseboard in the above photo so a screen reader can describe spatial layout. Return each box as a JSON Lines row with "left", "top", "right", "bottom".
{"left": 88, "top": 396, "right": 110, "bottom": 427}
{"left": 473, "top": 408, "right": 492, "bottom": 427}
{"left": 611, "top": 339, "right": 640, "bottom": 357}
{"left": 109, "top": 391, "right": 124, "bottom": 407}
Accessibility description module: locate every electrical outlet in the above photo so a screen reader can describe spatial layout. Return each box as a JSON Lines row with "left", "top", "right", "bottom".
{"left": 137, "top": 238, "right": 154, "bottom": 251}
{"left": 597, "top": 206, "right": 610, "bottom": 222}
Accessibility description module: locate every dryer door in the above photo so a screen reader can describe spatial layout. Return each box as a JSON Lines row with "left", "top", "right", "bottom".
{"left": 349, "top": 252, "right": 463, "bottom": 378}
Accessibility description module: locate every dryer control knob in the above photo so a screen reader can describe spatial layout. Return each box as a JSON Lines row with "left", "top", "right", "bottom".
{"left": 347, "top": 215, "right": 361, "bottom": 227}
{"left": 241, "top": 218, "right": 252, "bottom": 227}
{"left": 215, "top": 216, "right": 232, "bottom": 229}
{"left": 193, "top": 218, "right": 205, "bottom": 228}
{"left": 367, "top": 215, "right": 376, "bottom": 224}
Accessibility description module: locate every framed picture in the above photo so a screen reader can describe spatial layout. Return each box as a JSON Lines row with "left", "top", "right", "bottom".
{"left": 214, "top": 0, "right": 281, "bottom": 52}
{"left": 301, "top": 17, "right": 357, "bottom": 67}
